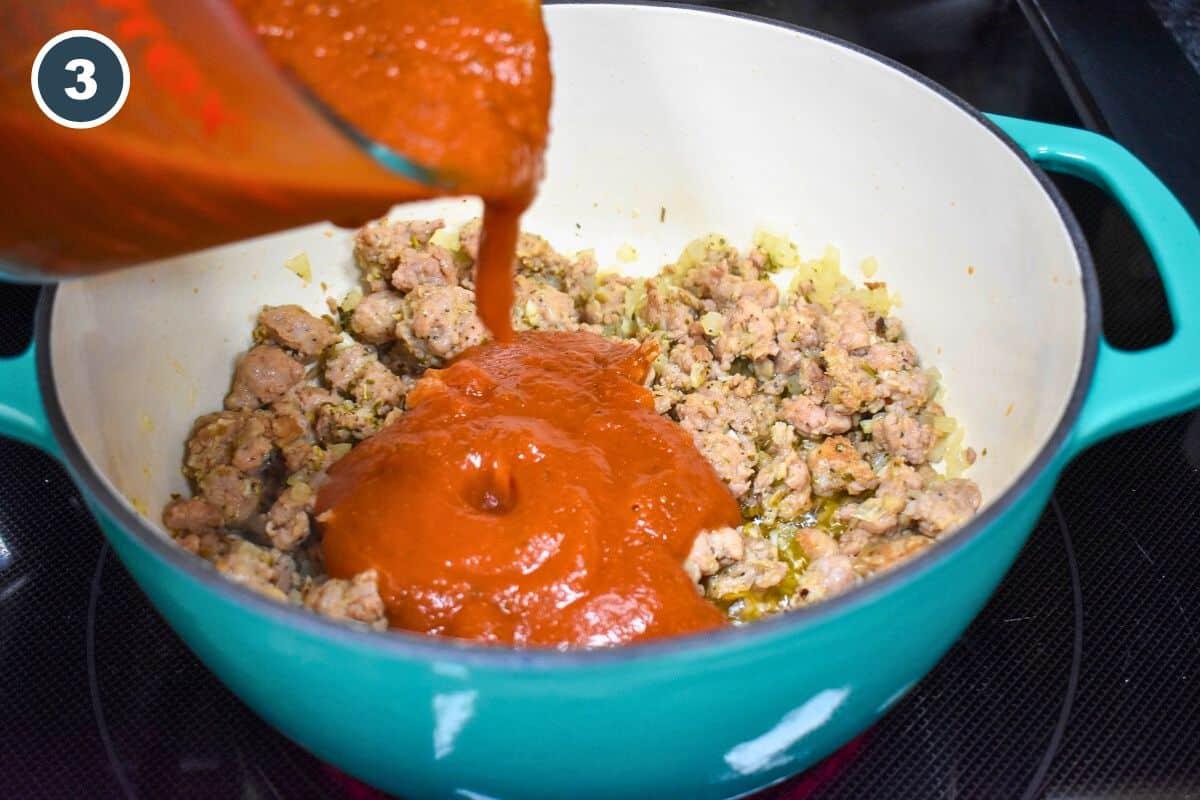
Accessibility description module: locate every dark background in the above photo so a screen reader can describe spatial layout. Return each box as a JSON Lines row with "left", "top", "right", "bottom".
{"left": 2, "top": 1, "right": 1199, "bottom": 798}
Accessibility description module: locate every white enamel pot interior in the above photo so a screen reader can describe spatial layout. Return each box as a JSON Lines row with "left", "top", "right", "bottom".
{"left": 50, "top": 3, "right": 1086, "bottom": 528}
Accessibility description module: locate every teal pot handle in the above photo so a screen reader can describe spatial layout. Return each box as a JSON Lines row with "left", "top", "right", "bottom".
{"left": 991, "top": 114, "right": 1200, "bottom": 455}
{"left": 0, "top": 340, "right": 58, "bottom": 457}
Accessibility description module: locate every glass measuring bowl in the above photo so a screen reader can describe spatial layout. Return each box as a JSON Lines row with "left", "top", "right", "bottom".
{"left": 0, "top": 0, "right": 442, "bottom": 279}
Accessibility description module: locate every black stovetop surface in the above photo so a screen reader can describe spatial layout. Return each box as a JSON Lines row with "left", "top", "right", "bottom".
{"left": 3, "top": 2, "right": 1200, "bottom": 798}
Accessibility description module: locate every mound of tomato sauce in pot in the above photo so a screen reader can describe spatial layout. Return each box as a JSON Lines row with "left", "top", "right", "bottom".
{"left": 316, "top": 330, "right": 741, "bottom": 647}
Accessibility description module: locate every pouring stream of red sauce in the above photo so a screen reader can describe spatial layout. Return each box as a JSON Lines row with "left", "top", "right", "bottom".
{"left": 232, "top": 0, "right": 551, "bottom": 340}
{"left": 241, "top": 1, "right": 742, "bottom": 645}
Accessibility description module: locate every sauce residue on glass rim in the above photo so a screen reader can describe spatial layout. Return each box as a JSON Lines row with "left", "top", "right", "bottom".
{"left": 233, "top": 0, "right": 553, "bottom": 340}
{"left": 316, "top": 332, "right": 743, "bottom": 647}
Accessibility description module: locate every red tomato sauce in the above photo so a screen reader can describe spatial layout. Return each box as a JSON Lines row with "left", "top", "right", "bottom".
{"left": 316, "top": 332, "right": 741, "bottom": 647}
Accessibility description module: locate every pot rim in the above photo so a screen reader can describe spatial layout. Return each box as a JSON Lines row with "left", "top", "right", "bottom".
{"left": 34, "top": 1, "right": 1101, "bottom": 669}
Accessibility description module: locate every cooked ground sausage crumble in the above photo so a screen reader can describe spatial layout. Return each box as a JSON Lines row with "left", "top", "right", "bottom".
{"left": 163, "top": 218, "right": 981, "bottom": 632}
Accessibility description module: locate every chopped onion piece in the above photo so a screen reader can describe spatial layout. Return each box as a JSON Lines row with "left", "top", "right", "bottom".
{"left": 284, "top": 252, "right": 312, "bottom": 285}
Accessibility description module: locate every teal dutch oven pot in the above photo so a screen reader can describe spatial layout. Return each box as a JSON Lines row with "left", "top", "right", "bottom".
{"left": 2, "top": 5, "right": 1199, "bottom": 799}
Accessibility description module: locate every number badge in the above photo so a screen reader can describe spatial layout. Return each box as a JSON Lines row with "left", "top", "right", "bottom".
{"left": 32, "top": 30, "right": 130, "bottom": 129}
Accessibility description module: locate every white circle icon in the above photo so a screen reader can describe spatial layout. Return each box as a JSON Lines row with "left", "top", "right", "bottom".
{"left": 31, "top": 29, "right": 131, "bottom": 130}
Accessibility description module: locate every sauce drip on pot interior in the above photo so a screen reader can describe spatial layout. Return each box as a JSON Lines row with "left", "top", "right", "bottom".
{"left": 316, "top": 332, "right": 742, "bottom": 647}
